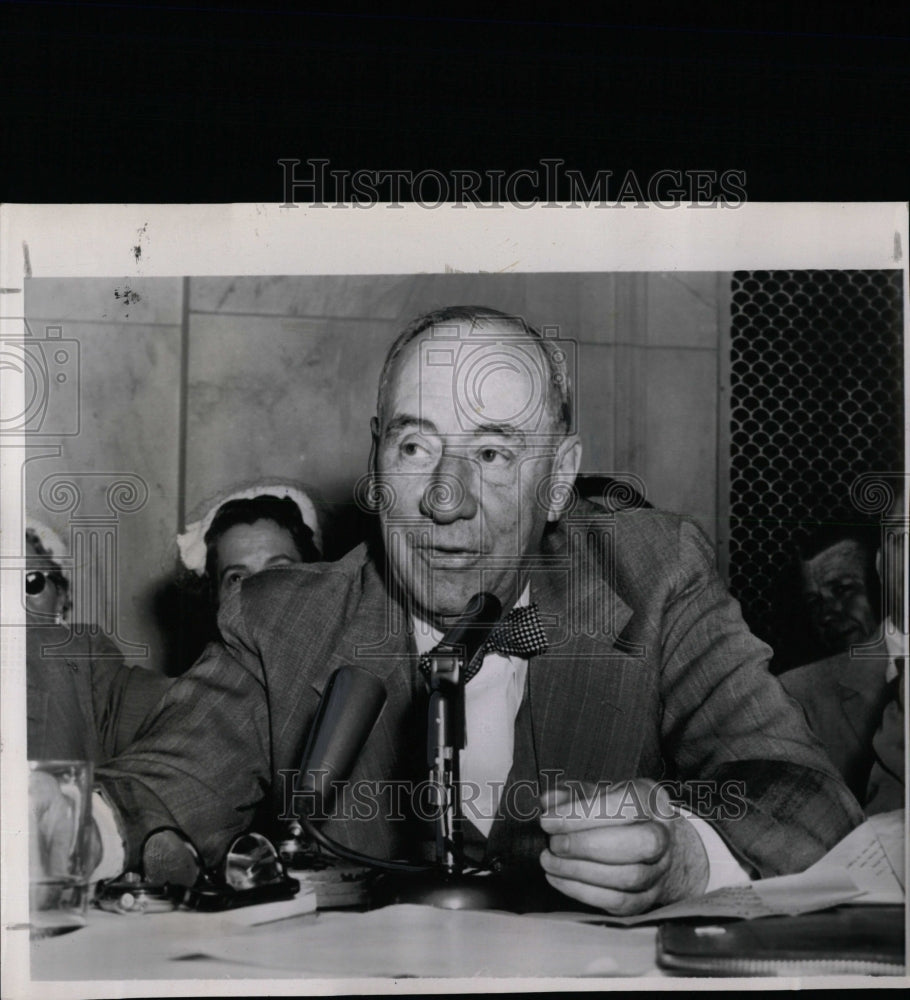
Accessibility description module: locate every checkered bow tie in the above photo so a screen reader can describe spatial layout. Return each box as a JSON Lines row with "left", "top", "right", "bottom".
{"left": 419, "top": 603, "right": 549, "bottom": 683}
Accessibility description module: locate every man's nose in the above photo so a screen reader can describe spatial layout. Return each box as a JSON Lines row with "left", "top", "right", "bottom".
{"left": 419, "top": 453, "right": 479, "bottom": 523}
{"left": 820, "top": 595, "right": 845, "bottom": 624}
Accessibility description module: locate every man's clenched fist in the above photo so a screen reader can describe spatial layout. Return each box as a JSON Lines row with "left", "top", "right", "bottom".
{"left": 539, "top": 778, "right": 709, "bottom": 915}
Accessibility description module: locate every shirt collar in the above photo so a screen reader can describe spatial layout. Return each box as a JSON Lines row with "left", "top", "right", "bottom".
{"left": 883, "top": 617, "right": 909, "bottom": 660}
{"left": 411, "top": 585, "right": 531, "bottom": 655}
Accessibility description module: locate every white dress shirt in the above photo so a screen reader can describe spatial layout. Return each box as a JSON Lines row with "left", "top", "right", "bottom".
{"left": 883, "top": 617, "right": 908, "bottom": 681}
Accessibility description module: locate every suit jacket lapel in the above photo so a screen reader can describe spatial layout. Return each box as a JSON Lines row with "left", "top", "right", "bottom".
{"left": 305, "top": 558, "right": 425, "bottom": 857}
{"left": 317, "top": 558, "right": 417, "bottom": 777}
{"left": 833, "top": 641, "right": 891, "bottom": 747}
{"left": 526, "top": 517, "right": 638, "bottom": 782}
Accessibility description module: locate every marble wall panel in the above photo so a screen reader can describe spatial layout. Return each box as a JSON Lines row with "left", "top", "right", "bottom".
{"left": 184, "top": 312, "right": 394, "bottom": 516}
{"left": 190, "top": 275, "right": 418, "bottom": 321}
{"left": 393, "top": 273, "right": 530, "bottom": 323}
{"left": 574, "top": 343, "right": 616, "bottom": 474}
{"left": 524, "top": 273, "right": 582, "bottom": 341}
{"left": 578, "top": 273, "right": 618, "bottom": 345}
{"left": 24, "top": 316, "right": 182, "bottom": 672}
{"left": 640, "top": 347, "right": 719, "bottom": 540}
{"left": 191, "top": 273, "right": 536, "bottom": 325}
{"left": 25, "top": 277, "right": 183, "bottom": 327}
{"left": 645, "top": 272, "right": 721, "bottom": 348}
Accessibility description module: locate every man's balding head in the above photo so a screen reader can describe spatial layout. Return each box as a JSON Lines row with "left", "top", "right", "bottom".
{"left": 376, "top": 306, "right": 573, "bottom": 439}
{"left": 370, "top": 305, "right": 581, "bottom": 625}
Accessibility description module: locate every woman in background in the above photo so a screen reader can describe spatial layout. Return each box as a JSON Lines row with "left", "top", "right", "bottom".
{"left": 168, "top": 482, "right": 323, "bottom": 671}
{"left": 203, "top": 493, "right": 321, "bottom": 607}
{"left": 26, "top": 524, "right": 171, "bottom": 762}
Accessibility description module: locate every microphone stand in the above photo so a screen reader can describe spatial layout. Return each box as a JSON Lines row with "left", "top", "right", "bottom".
{"left": 371, "top": 641, "right": 520, "bottom": 911}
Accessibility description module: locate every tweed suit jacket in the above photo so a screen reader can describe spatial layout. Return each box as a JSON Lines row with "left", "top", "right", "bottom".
{"left": 27, "top": 624, "right": 171, "bottom": 762}
{"left": 780, "top": 644, "right": 892, "bottom": 803}
{"left": 98, "top": 503, "right": 863, "bottom": 877}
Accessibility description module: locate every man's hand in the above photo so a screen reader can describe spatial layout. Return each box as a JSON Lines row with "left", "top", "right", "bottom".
{"left": 539, "top": 778, "right": 709, "bottom": 915}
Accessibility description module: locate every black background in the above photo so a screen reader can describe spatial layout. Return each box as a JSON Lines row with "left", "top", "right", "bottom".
{"left": 2, "top": 1, "right": 908, "bottom": 203}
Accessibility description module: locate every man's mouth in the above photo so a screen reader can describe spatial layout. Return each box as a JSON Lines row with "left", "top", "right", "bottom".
{"left": 414, "top": 543, "right": 483, "bottom": 566}
{"left": 825, "top": 623, "right": 866, "bottom": 645}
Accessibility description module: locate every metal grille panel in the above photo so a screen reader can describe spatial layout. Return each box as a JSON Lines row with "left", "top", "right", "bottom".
{"left": 728, "top": 269, "right": 903, "bottom": 670}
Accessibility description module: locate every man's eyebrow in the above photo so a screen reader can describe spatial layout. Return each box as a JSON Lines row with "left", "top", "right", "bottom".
{"left": 219, "top": 563, "right": 247, "bottom": 580}
{"left": 383, "top": 415, "right": 438, "bottom": 437}
{"left": 383, "top": 416, "right": 529, "bottom": 442}
{"left": 472, "top": 422, "right": 527, "bottom": 441}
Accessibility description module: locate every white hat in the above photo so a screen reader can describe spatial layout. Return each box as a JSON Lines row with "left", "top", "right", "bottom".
{"left": 177, "top": 480, "right": 323, "bottom": 576}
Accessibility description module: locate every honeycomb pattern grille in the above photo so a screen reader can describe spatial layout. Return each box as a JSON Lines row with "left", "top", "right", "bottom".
{"left": 728, "top": 269, "right": 904, "bottom": 670}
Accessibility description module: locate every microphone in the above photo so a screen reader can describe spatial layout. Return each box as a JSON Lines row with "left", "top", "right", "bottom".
{"left": 427, "top": 592, "right": 502, "bottom": 686}
{"left": 298, "top": 665, "right": 387, "bottom": 820}
{"left": 292, "top": 664, "right": 432, "bottom": 874}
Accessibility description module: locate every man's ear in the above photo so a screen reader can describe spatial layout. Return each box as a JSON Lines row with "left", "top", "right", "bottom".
{"left": 368, "top": 416, "right": 380, "bottom": 476}
{"left": 547, "top": 434, "right": 583, "bottom": 522}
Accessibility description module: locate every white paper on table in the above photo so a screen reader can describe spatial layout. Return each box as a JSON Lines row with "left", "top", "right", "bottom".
{"left": 166, "top": 903, "right": 657, "bottom": 977}
{"left": 817, "top": 808, "right": 905, "bottom": 895}
{"left": 588, "top": 811, "right": 905, "bottom": 926}
{"left": 30, "top": 890, "right": 319, "bottom": 981}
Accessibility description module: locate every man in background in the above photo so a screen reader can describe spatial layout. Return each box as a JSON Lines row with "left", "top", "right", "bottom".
{"left": 26, "top": 525, "right": 170, "bottom": 762}
{"left": 797, "top": 523, "right": 882, "bottom": 659}
{"left": 783, "top": 491, "right": 906, "bottom": 812}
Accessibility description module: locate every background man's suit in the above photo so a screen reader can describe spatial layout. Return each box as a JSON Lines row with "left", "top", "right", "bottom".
{"left": 782, "top": 643, "right": 904, "bottom": 814}
{"left": 97, "top": 503, "right": 863, "bottom": 877}
{"left": 27, "top": 625, "right": 171, "bottom": 762}
{"left": 780, "top": 645, "right": 891, "bottom": 802}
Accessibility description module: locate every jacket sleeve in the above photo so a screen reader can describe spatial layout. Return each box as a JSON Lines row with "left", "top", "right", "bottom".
{"left": 95, "top": 589, "right": 272, "bottom": 872}
{"left": 656, "top": 518, "right": 864, "bottom": 878}
{"left": 89, "top": 634, "right": 173, "bottom": 760}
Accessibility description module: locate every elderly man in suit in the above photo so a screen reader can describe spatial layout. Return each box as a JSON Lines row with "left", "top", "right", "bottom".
{"left": 50, "top": 305, "right": 863, "bottom": 915}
